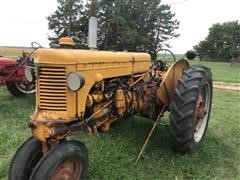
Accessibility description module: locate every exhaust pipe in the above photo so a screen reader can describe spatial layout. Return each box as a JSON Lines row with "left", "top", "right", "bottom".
{"left": 88, "top": 2, "right": 97, "bottom": 49}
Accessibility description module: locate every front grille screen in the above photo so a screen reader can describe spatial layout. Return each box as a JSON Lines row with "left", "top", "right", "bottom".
{"left": 38, "top": 66, "right": 67, "bottom": 111}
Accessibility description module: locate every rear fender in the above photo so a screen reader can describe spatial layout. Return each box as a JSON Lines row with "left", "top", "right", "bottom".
{"left": 157, "top": 59, "right": 190, "bottom": 106}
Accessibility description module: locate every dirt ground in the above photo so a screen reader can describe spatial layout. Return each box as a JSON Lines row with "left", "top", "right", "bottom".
{"left": 213, "top": 81, "right": 240, "bottom": 91}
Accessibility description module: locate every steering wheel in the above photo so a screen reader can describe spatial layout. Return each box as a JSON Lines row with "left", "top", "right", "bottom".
{"left": 31, "top": 42, "right": 43, "bottom": 50}
{"left": 157, "top": 49, "right": 176, "bottom": 64}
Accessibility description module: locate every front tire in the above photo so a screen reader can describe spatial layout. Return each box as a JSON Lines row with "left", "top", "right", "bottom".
{"left": 9, "top": 137, "right": 43, "bottom": 180}
{"left": 30, "top": 140, "right": 89, "bottom": 180}
{"left": 169, "top": 65, "right": 212, "bottom": 153}
{"left": 6, "top": 81, "right": 35, "bottom": 97}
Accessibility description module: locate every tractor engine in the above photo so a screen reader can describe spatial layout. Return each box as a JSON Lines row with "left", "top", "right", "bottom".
{"left": 84, "top": 68, "right": 163, "bottom": 132}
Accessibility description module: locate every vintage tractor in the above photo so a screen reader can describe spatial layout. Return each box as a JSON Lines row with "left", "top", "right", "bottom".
{"left": 0, "top": 52, "right": 35, "bottom": 96}
{"left": 9, "top": 48, "right": 212, "bottom": 180}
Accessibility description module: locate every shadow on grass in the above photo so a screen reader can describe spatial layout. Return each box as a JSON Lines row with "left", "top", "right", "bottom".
{"left": 71, "top": 116, "right": 239, "bottom": 179}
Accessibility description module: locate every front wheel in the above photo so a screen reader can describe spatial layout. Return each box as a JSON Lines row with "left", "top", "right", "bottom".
{"left": 30, "top": 140, "right": 89, "bottom": 180}
{"left": 9, "top": 137, "right": 43, "bottom": 180}
{"left": 169, "top": 65, "right": 213, "bottom": 153}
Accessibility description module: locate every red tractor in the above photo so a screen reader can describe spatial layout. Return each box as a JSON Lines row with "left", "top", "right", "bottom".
{"left": 0, "top": 52, "right": 35, "bottom": 96}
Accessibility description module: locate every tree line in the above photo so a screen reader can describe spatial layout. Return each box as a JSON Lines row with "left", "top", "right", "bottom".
{"left": 47, "top": 0, "right": 179, "bottom": 60}
{"left": 194, "top": 21, "right": 240, "bottom": 62}
{"left": 47, "top": 0, "right": 240, "bottom": 62}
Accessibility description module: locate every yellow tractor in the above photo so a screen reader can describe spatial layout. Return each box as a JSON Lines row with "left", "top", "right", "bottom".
{"left": 9, "top": 47, "right": 212, "bottom": 179}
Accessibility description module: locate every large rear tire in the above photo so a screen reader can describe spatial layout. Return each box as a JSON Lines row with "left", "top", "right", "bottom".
{"left": 8, "top": 137, "right": 43, "bottom": 180}
{"left": 169, "top": 65, "right": 212, "bottom": 153}
{"left": 30, "top": 140, "right": 89, "bottom": 180}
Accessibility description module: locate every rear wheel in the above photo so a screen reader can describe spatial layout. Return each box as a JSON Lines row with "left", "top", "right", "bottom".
{"left": 169, "top": 65, "right": 212, "bottom": 153}
{"left": 6, "top": 81, "right": 35, "bottom": 97}
{"left": 30, "top": 140, "right": 89, "bottom": 180}
{"left": 9, "top": 137, "right": 43, "bottom": 180}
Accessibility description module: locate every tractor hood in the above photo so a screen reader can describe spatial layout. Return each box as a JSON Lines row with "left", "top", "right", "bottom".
{"left": 33, "top": 48, "right": 150, "bottom": 65}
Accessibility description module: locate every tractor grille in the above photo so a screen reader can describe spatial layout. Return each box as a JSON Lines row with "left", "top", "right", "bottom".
{"left": 38, "top": 66, "right": 67, "bottom": 111}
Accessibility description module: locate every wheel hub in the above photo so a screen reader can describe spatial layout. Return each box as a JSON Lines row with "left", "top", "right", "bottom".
{"left": 194, "top": 94, "right": 207, "bottom": 132}
{"left": 194, "top": 83, "right": 211, "bottom": 142}
{"left": 195, "top": 95, "right": 207, "bottom": 123}
{"left": 15, "top": 81, "right": 35, "bottom": 94}
{"left": 51, "top": 159, "right": 83, "bottom": 180}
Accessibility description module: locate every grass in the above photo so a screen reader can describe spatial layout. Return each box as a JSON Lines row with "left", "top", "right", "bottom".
{"left": 159, "top": 54, "right": 239, "bottom": 83}
{"left": 189, "top": 60, "right": 240, "bottom": 83}
{"left": 0, "top": 86, "right": 239, "bottom": 179}
{"left": 163, "top": 58, "right": 240, "bottom": 83}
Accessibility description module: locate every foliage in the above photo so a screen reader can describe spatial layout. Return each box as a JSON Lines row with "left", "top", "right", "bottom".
{"left": 97, "top": 0, "right": 179, "bottom": 60}
{"left": 47, "top": 0, "right": 89, "bottom": 48}
{"left": 0, "top": 87, "right": 240, "bottom": 179}
{"left": 47, "top": 0, "right": 179, "bottom": 59}
{"left": 194, "top": 21, "right": 240, "bottom": 61}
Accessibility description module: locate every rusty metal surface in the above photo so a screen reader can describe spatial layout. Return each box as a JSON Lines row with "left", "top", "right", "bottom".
{"left": 32, "top": 123, "right": 54, "bottom": 142}
{"left": 195, "top": 94, "right": 207, "bottom": 123}
{"left": 157, "top": 59, "right": 190, "bottom": 106}
{"left": 51, "top": 159, "right": 83, "bottom": 180}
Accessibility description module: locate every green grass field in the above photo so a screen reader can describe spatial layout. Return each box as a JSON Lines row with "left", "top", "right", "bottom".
{"left": 158, "top": 53, "right": 240, "bottom": 83}
{"left": 0, "top": 86, "right": 239, "bottom": 179}
{"left": 163, "top": 59, "right": 240, "bottom": 83}
{"left": 190, "top": 60, "right": 240, "bottom": 83}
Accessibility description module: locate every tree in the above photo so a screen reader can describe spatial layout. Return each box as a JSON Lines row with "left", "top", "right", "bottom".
{"left": 47, "top": 0, "right": 89, "bottom": 48}
{"left": 97, "top": 0, "right": 179, "bottom": 59}
{"left": 194, "top": 21, "right": 240, "bottom": 61}
{"left": 47, "top": 0, "right": 179, "bottom": 59}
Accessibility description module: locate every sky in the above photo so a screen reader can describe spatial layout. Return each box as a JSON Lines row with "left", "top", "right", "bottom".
{"left": 0, "top": 0, "right": 239, "bottom": 53}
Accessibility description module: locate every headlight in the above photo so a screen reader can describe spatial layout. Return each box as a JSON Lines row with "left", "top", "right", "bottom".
{"left": 24, "top": 66, "right": 33, "bottom": 82}
{"left": 67, "top": 72, "right": 85, "bottom": 91}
